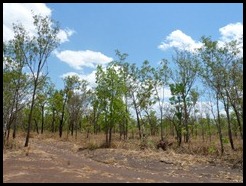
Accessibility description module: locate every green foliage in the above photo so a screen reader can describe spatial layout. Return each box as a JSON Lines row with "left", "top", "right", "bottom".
{"left": 208, "top": 144, "right": 217, "bottom": 154}
{"left": 222, "top": 137, "right": 229, "bottom": 144}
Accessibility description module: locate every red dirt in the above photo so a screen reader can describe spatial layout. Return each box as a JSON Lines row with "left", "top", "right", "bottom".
{"left": 3, "top": 137, "right": 243, "bottom": 183}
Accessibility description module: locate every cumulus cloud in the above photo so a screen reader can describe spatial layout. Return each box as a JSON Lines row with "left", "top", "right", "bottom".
{"left": 217, "top": 22, "right": 243, "bottom": 56}
{"left": 158, "top": 30, "right": 203, "bottom": 53}
{"left": 219, "top": 22, "right": 243, "bottom": 42}
{"left": 54, "top": 50, "right": 113, "bottom": 70}
{"left": 158, "top": 22, "right": 243, "bottom": 54}
{"left": 3, "top": 3, "right": 74, "bottom": 43}
{"left": 61, "top": 70, "right": 97, "bottom": 89}
{"left": 57, "top": 28, "right": 76, "bottom": 44}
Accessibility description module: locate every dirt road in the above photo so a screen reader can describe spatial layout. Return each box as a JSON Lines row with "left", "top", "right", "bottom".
{"left": 3, "top": 138, "right": 243, "bottom": 183}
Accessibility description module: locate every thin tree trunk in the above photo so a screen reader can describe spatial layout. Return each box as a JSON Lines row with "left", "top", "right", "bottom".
{"left": 215, "top": 95, "right": 224, "bottom": 155}
{"left": 51, "top": 108, "right": 55, "bottom": 133}
{"left": 124, "top": 98, "right": 128, "bottom": 140}
{"left": 59, "top": 94, "right": 68, "bottom": 138}
{"left": 224, "top": 97, "right": 235, "bottom": 150}
{"left": 25, "top": 80, "right": 38, "bottom": 147}
{"left": 132, "top": 92, "right": 142, "bottom": 139}
{"left": 41, "top": 104, "right": 44, "bottom": 134}
{"left": 34, "top": 119, "right": 39, "bottom": 134}
{"left": 182, "top": 95, "right": 189, "bottom": 143}
{"left": 12, "top": 119, "right": 17, "bottom": 139}
{"left": 109, "top": 127, "right": 112, "bottom": 148}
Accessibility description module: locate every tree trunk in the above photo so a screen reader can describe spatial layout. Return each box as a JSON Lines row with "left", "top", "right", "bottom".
{"left": 182, "top": 95, "right": 189, "bottom": 143}
{"left": 224, "top": 97, "right": 235, "bottom": 150}
{"left": 12, "top": 120, "right": 17, "bottom": 139}
{"left": 59, "top": 94, "right": 68, "bottom": 138}
{"left": 230, "top": 101, "right": 243, "bottom": 140}
{"left": 51, "top": 109, "right": 55, "bottom": 133}
{"left": 41, "top": 104, "right": 44, "bottom": 134}
{"left": 215, "top": 95, "right": 224, "bottom": 155}
{"left": 25, "top": 80, "right": 38, "bottom": 147}
{"left": 201, "top": 119, "right": 205, "bottom": 142}
{"left": 206, "top": 115, "right": 212, "bottom": 142}
{"left": 132, "top": 92, "right": 142, "bottom": 139}
{"left": 34, "top": 119, "right": 39, "bottom": 134}
{"left": 59, "top": 119, "right": 63, "bottom": 138}
{"left": 124, "top": 102, "right": 128, "bottom": 140}
{"left": 71, "top": 120, "right": 74, "bottom": 136}
{"left": 109, "top": 127, "right": 112, "bottom": 148}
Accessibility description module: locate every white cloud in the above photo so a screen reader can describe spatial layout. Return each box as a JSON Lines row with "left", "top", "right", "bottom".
{"left": 55, "top": 50, "right": 113, "bottom": 70}
{"left": 3, "top": 3, "right": 74, "bottom": 43}
{"left": 158, "top": 30, "right": 203, "bottom": 53}
{"left": 3, "top": 3, "right": 51, "bottom": 42}
{"left": 158, "top": 22, "right": 243, "bottom": 55}
{"left": 57, "top": 28, "right": 75, "bottom": 43}
{"left": 61, "top": 70, "right": 97, "bottom": 89}
{"left": 219, "top": 22, "right": 243, "bottom": 42}
{"left": 217, "top": 22, "right": 243, "bottom": 57}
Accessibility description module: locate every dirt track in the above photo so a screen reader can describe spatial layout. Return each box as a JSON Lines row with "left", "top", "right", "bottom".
{"left": 3, "top": 138, "right": 243, "bottom": 183}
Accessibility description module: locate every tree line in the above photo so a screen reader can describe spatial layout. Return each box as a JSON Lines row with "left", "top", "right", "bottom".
{"left": 3, "top": 14, "right": 243, "bottom": 155}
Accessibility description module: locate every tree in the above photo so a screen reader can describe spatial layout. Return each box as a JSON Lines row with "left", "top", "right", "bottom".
{"left": 169, "top": 83, "right": 183, "bottom": 146}
{"left": 60, "top": 75, "right": 81, "bottom": 138}
{"left": 67, "top": 79, "right": 89, "bottom": 139}
{"left": 198, "top": 36, "right": 242, "bottom": 152}
{"left": 151, "top": 59, "right": 171, "bottom": 140}
{"left": 113, "top": 50, "right": 130, "bottom": 140}
{"left": 7, "top": 13, "right": 61, "bottom": 147}
{"left": 35, "top": 77, "right": 53, "bottom": 134}
{"left": 170, "top": 50, "right": 199, "bottom": 143}
{"left": 198, "top": 37, "right": 225, "bottom": 153}
{"left": 127, "top": 61, "right": 155, "bottom": 139}
{"left": 95, "top": 63, "right": 126, "bottom": 147}
{"left": 3, "top": 34, "right": 31, "bottom": 146}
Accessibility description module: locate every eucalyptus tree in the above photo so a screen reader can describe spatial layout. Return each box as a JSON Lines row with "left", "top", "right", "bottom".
{"left": 126, "top": 63, "right": 142, "bottom": 139}
{"left": 3, "top": 36, "right": 31, "bottom": 145}
{"left": 198, "top": 37, "right": 225, "bottom": 153}
{"left": 198, "top": 36, "right": 243, "bottom": 152}
{"left": 151, "top": 59, "right": 171, "bottom": 140}
{"left": 112, "top": 50, "right": 130, "bottom": 140}
{"left": 34, "top": 77, "right": 54, "bottom": 134}
{"left": 170, "top": 50, "right": 199, "bottom": 143}
{"left": 126, "top": 61, "right": 155, "bottom": 139}
{"left": 7, "top": 13, "right": 60, "bottom": 147}
{"left": 95, "top": 63, "right": 126, "bottom": 147}
{"left": 138, "top": 60, "right": 156, "bottom": 137}
{"left": 61, "top": 75, "right": 81, "bottom": 138}
{"left": 169, "top": 83, "right": 183, "bottom": 146}
{"left": 221, "top": 39, "right": 243, "bottom": 140}
{"left": 49, "top": 89, "right": 64, "bottom": 133}
{"left": 67, "top": 79, "right": 89, "bottom": 139}
{"left": 188, "top": 89, "right": 199, "bottom": 138}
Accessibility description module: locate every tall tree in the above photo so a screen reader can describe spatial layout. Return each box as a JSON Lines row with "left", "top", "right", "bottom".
{"left": 171, "top": 50, "right": 199, "bottom": 143}
{"left": 3, "top": 34, "right": 31, "bottom": 145}
{"left": 198, "top": 36, "right": 243, "bottom": 152}
{"left": 60, "top": 75, "right": 81, "bottom": 138}
{"left": 113, "top": 50, "right": 130, "bottom": 140}
{"left": 198, "top": 37, "right": 225, "bottom": 153}
{"left": 7, "top": 14, "right": 61, "bottom": 147}
{"left": 151, "top": 59, "right": 171, "bottom": 140}
{"left": 95, "top": 63, "right": 126, "bottom": 147}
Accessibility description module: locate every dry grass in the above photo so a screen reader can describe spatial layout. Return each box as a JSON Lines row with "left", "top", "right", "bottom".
{"left": 4, "top": 131, "right": 242, "bottom": 168}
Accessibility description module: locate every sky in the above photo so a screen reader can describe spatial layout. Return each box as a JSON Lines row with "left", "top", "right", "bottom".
{"left": 3, "top": 3, "right": 243, "bottom": 117}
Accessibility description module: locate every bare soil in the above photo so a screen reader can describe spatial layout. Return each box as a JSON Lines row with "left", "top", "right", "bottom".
{"left": 3, "top": 137, "right": 243, "bottom": 183}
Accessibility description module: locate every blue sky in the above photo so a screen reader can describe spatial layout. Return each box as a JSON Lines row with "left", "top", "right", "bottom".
{"left": 3, "top": 3, "right": 243, "bottom": 116}
{"left": 50, "top": 3, "right": 242, "bottom": 89}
